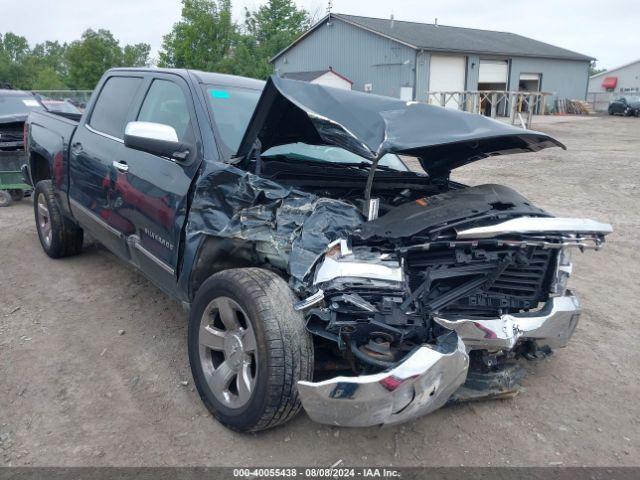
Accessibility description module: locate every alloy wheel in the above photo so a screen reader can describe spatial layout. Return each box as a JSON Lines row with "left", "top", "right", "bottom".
{"left": 36, "top": 193, "right": 52, "bottom": 247}
{"left": 198, "top": 296, "right": 258, "bottom": 409}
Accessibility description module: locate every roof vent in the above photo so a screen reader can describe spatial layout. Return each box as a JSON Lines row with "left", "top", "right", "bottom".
{"left": 434, "top": 18, "right": 438, "bottom": 27}
{"left": 390, "top": 14, "right": 395, "bottom": 28}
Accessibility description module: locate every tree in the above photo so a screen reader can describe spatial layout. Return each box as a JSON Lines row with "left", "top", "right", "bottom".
{"left": 32, "top": 41, "right": 69, "bottom": 81}
{"left": 65, "top": 29, "right": 124, "bottom": 89}
{"left": 123, "top": 43, "right": 151, "bottom": 67}
{"left": 158, "top": 0, "right": 236, "bottom": 72}
{"left": 0, "top": 33, "right": 32, "bottom": 88}
{"left": 590, "top": 61, "right": 607, "bottom": 76}
{"left": 241, "top": 0, "right": 310, "bottom": 78}
{"left": 33, "top": 67, "right": 67, "bottom": 89}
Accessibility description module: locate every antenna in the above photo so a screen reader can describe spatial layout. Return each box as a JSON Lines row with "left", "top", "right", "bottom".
{"left": 326, "top": 0, "right": 333, "bottom": 14}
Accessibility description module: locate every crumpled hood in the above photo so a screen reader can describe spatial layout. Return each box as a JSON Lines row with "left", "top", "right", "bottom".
{"left": 354, "top": 184, "right": 550, "bottom": 240}
{"left": 237, "top": 76, "right": 565, "bottom": 175}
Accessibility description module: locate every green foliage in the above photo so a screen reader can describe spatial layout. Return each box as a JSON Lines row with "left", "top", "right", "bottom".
{"left": 123, "top": 43, "right": 152, "bottom": 68}
{"left": 160, "top": 0, "right": 310, "bottom": 79}
{"left": 158, "top": 0, "right": 236, "bottom": 72}
{"left": 0, "top": 29, "right": 150, "bottom": 90}
{"left": 1, "top": 0, "right": 311, "bottom": 90}
{"left": 242, "top": 0, "right": 310, "bottom": 78}
{"left": 66, "top": 29, "right": 124, "bottom": 89}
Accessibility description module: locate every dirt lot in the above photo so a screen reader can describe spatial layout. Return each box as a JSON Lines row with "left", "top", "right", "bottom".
{"left": 1, "top": 115, "right": 639, "bottom": 467}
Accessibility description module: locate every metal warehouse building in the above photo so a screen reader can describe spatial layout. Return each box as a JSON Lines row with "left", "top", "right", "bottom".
{"left": 588, "top": 59, "right": 640, "bottom": 94}
{"left": 272, "top": 13, "right": 593, "bottom": 109}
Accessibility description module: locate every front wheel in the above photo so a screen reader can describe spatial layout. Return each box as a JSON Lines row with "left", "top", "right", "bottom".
{"left": 188, "top": 268, "right": 314, "bottom": 432}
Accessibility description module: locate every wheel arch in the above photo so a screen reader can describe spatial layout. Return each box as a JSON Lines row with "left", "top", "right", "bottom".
{"left": 29, "top": 151, "right": 52, "bottom": 185}
{"left": 186, "top": 235, "right": 288, "bottom": 302}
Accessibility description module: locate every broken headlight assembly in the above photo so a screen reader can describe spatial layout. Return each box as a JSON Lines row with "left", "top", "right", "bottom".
{"left": 550, "top": 247, "right": 573, "bottom": 296}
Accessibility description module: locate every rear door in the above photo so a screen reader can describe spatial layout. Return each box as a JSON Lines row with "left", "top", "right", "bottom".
{"left": 112, "top": 73, "right": 201, "bottom": 293}
{"left": 69, "top": 74, "right": 145, "bottom": 259}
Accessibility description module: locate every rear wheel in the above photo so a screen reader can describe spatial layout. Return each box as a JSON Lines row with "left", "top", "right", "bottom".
{"left": 34, "top": 180, "right": 84, "bottom": 258}
{"left": 0, "top": 190, "right": 12, "bottom": 207}
{"left": 188, "top": 268, "right": 314, "bottom": 432}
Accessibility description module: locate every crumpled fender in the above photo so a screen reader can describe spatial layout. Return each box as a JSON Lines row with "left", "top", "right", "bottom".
{"left": 183, "top": 160, "right": 363, "bottom": 293}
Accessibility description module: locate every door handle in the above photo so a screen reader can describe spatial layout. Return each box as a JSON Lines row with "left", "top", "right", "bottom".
{"left": 112, "top": 161, "right": 129, "bottom": 173}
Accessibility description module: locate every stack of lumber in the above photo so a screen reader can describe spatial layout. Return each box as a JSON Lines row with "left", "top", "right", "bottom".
{"left": 555, "top": 98, "right": 593, "bottom": 115}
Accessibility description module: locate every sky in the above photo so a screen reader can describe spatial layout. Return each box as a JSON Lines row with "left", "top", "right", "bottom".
{"left": 1, "top": 0, "right": 639, "bottom": 70}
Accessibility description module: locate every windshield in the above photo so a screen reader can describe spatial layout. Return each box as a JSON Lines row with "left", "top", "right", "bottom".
{"left": 263, "top": 143, "right": 408, "bottom": 171}
{"left": 624, "top": 96, "right": 640, "bottom": 102}
{"left": 204, "top": 85, "right": 261, "bottom": 152}
{"left": 0, "top": 94, "right": 44, "bottom": 116}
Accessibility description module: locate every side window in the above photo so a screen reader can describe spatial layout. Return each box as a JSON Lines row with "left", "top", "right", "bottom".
{"left": 137, "top": 80, "right": 192, "bottom": 141}
{"left": 89, "top": 76, "right": 143, "bottom": 138}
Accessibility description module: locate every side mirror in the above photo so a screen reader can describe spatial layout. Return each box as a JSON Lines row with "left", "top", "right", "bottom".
{"left": 124, "top": 121, "right": 190, "bottom": 161}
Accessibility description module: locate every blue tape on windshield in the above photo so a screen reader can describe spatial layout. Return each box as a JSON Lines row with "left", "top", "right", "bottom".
{"left": 210, "top": 89, "right": 230, "bottom": 99}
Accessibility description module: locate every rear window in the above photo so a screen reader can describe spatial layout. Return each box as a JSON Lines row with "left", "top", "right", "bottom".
{"left": 89, "top": 76, "right": 143, "bottom": 138}
{"left": 0, "top": 94, "right": 44, "bottom": 116}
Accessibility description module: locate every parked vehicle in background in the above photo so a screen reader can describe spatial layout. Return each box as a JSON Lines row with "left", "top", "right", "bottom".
{"left": 0, "top": 89, "right": 42, "bottom": 206}
{"left": 608, "top": 96, "right": 640, "bottom": 116}
{"left": 24, "top": 68, "right": 612, "bottom": 432}
{"left": 41, "top": 99, "right": 82, "bottom": 115}
{"left": 0, "top": 89, "right": 44, "bottom": 150}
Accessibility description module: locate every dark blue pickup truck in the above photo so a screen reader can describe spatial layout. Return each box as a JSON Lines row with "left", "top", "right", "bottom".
{"left": 25, "top": 67, "right": 611, "bottom": 431}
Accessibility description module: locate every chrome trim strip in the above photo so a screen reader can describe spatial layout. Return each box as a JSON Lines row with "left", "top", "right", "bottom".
{"left": 456, "top": 217, "right": 613, "bottom": 239}
{"left": 85, "top": 124, "right": 124, "bottom": 144}
{"left": 69, "top": 198, "right": 123, "bottom": 238}
{"left": 293, "top": 289, "right": 324, "bottom": 311}
{"left": 133, "top": 241, "right": 175, "bottom": 276}
{"left": 399, "top": 236, "right": 605, "bottom": 253}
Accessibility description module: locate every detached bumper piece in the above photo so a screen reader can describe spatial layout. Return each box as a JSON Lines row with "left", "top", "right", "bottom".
{"left": 298, "top": 292, "right": 580, "bottom": 427}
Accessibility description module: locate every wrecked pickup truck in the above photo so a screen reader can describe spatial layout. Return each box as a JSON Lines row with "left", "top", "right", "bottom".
{"left": 25, "top": 68, "right": 612, "bottom": 431}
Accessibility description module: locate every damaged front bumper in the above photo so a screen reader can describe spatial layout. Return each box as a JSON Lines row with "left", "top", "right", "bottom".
{"left": 434, "top": 292, "right": 581, "bottom": 351}
{"left": 297, "top": 292, "right": 580, "bottom": 427}
{"left": 298, "top": 333, "right": 469, "bottom": 427}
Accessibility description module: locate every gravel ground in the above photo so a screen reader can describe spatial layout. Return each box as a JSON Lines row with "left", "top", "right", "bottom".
{"left": 0, "top": 115, "right": 638, "bottom": 467}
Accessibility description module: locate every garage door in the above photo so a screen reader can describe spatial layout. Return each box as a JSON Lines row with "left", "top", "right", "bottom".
{"left": 479, "top": 60, "right": 509, "bottom": 84}
{"left": 429, "top": 56, "right": 466, "bottom": 108}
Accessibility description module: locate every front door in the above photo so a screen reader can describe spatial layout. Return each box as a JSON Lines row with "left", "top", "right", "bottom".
{"left": 112, "top": 74, "right": 200, "bottom": 294}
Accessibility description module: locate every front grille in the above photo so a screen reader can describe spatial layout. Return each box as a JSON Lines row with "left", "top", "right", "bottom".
{"left": 404, "top": 245, "right": 556, "bottom": 317}
{"left": 488, "top": 248, "right": 554, "bottom": 299}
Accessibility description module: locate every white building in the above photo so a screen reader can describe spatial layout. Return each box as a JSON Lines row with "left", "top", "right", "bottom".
{"left": 589, "top": 59, "right": 640, "bottom": 94}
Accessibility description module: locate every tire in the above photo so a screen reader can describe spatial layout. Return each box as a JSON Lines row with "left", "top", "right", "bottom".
{"left": 9, "top": 189, "right": 24, "bottom": 201}
{"left": 188, "top": 268, "right": 314, "bottom": 432}
{"left": 0, "top": 190, "right": 12, "bottom": 207}
{"left": 33, "top": 180, "right": 84, "bottom": 258}
{"left": 608, "top": 107, "right": 614, "bottom": 115}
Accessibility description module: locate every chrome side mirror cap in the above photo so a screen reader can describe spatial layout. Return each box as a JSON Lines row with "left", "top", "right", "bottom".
{"left": 124, "top": 121, "right": 190, "bottom": 161}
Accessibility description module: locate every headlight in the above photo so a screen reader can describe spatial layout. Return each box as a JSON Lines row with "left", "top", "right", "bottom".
{"left": 313, "top": 241, "right": 404, "bottom": 286}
